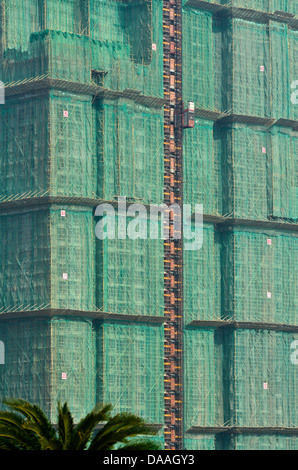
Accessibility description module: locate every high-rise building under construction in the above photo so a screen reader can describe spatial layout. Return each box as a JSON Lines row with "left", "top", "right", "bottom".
{"left": 0, "top": 0, "right": 298, "bottom": 450}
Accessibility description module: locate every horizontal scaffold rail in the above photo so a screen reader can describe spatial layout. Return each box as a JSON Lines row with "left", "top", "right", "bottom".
{"left": 195, "top": 214, "right": 298, "bottom": 233}
{"left": 5, "top": 78, "right": 165, "bottom": 108}
{"left": 195, "top": 109, "right": 298, "bottom": 132}
{"left": 0, "top": 308, "right": 166, "bottom": 324}
{"left": 188, "top": 426, "right": 298, "bottom": 435}
{"left": 188, "top": 320, "right": 298, "bottom": 333}
{"left": 5, "top": 80, "right": 298, "bottom": 131}
{"left": 0, "top": 198, "right": 297, "bottom": 233}
{"left": 185, "top": 0, "right": 298, "bottom": 30}
{"left": 0, "top": 196, "right": 155, "bottom": 213}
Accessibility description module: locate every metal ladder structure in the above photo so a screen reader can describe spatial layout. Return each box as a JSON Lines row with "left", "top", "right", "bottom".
{"left": 163, "top": 0, "right": 184, "bottom": 450}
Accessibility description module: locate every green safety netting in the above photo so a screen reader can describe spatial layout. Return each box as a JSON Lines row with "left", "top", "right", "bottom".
{"left": 271, "top": 126, "right": 298, "bottom": 219}
{"left": 222, "top": 227, "right": 298, "bottom": 324}
{"left": 184, "top": 328, "right": 298, "bottom": 429}
{"left": 0, "top": 319, "right": 51, "bottom": 413}
{"left": 182, "top": 9, "right": 214, "bottom": 109}
{"left": 0, "top": 93, "right": 164, "bottom": 203}
{"left": 183, "top": 224, "right": 221, "bottom": 322}
{"left": 50, "top": 207, "right": 96, "bottom": 311}
{"left": 96, "top": 322, "right": 164, "bottom": 424}
{"left": 96, "top": 99, "right": 164, "bottom": 204}
{"left": 184, "top": 329, "right": 221, "bottom": 428}
{"left": 182, "top": 0, "right": 298, "bottom": 14}
{"left": 0, "top": 318, "right": 95, "bottom": 422}
{"left": 224, "top": 329, "right": 298, "bottom": 427}
{"left": 0, "top": 0, "right": 298, "bottom": 451}
{"left": 50, "top": 92, "right": 95, "bottom": 198}
{"left": 186, "top": 433, "right": 298, "bottom": 450}
{"left": 184, "top": 434, "right": 216, "bottom": 450}
{"left": 0, "top": 94, "right": 49, "bottom": 198}
{"left": 49, "top": 317, "right": 95, "bottom": 422}
{"left": 1, "top": 0, "right": 164, "bottom": 97}
{"left": 221, "top": 124, "right": 270, "bottom": 220}
{"left": 183, "top": 120, "right": 298, "bottom": 220}
{"left": 0, "top": 208, "right": 164, "bottom": 316}
{"left": 96, "top": 213, "right": 164, "bottom": 316}
{"left": 183, "top": 118, "right": 222, "bottom": 214}
{"left": 182, "top": 6, "right": 298, "bottom": 120}
{"left": 231, "top": 434, "right": 298, "bottom": 450}
{"left": 0, "top": 317, "right": 165, "bottom": 426}
{"left": 0, "top": 91, "right": 95, "bottom": 199}
{"left": 0, "top": 210, "right": 51, "bottom": 310}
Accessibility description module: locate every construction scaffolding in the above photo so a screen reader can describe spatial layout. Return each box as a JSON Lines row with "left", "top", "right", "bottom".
{"left": 0, "top": 0, "right": 297, "bottom": 451}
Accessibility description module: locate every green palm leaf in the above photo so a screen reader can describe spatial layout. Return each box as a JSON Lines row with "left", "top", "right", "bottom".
{"left": 57, "top": 402, "right": 75, "bottom": 450}
{"left": 3, "top": 398, "right": 56, "bottom": 441}
{"left": 88, "top": 412, "right": 156, "bottom": 451}
{"left": 119, "top": 439, "right": 161, "bottom": 450}
{"left": 0, "top": 425, "right": 41, "bottom": 450}
{"left": 0, "top": 399, "right": 160, "bottom": 450}
{"left": 70, "top": 403, "right": 112, "bottom": 450}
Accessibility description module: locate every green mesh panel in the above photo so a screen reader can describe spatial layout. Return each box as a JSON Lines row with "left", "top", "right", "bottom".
{"left": 46, "top": 0, "right": 87, "bottom": 35}
{"left": 49, "top": 91, "right": 95, "bottom": 198}
{"left": 182, "top": 8, "right": 214, "bottom": 109}
{"left": 183, "top": 119, "right": 222, "bottom": 215}
{"left": 0, "top": 95, "right": 49, "bottom": 198}
{"left": 96, "top": 322, "right": 164, "bottom": 424}
{"left": 49, "top": 207, "right": 95, "bottom": 311}
{"left": 222, "top": 228, "right": 298, "bottom": 324}
{"left": 96, "top": 99, "right": 164, "bottom": 204}
{"left": 3, "top": 0, "right": 42, "bottom": 51}
{"left": 231, "top": 19, "right": 269, "bottom": 117}
{"left": 222, "top": 125, "right": 269, "bottom": 219}
{"left": 183, "top": 225, "right": 221, "bottom": 322}
{"left": 289, "top": 30, "right": 298, "bottom": 121}
{"left": 90, "top": 0, "right": 163, "bottom": 97}
{"left": 0, "top": 319, "right": 51, "bottom": 412}
{"left": 49, "top": 317, "right": 95, "bottom": 423}
{"left": 0, "top": 210, "right": 50, "bottom": 311}
{"left": 46, "top": 31, "right": 92, "bottom": 83}
{"left": 224, "top": 330, "right": 298, "bottom": 427}
{"left": 0, "top": 91, "right": 95, "bottom": 200}
{"left": 197, "top": 0, "right": 298, "bottom": 14}
{"left": 233, "top": 434, "right": 298, "bottom": 450}
{"left": 184, "top": 435, "right": 216, "bottom": 450}
{"left": 90, "top": 0, "right": 127, "bottom": 44}
{"left": 184, "top": 329, "right": 222, "bottom": 428}
{"left": 270, "top": 22, "right": 291, "bottom": 119}
{"left": 271, "top": 126, "right": 298, "bottom": 219}
{"left": 96, "top": 214, "right": 164, "bottom": 316}
{"left": 0, "top": 317, "right": 96, "bottom": 423}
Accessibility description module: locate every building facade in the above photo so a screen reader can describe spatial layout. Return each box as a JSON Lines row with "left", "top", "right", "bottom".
{"left": 0, "top": 0, "right": 298, "bottom": 450}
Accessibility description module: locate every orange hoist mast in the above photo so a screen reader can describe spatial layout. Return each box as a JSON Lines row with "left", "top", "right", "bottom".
{"left": 163, "top": 0, "right": 184, "bottom": 450}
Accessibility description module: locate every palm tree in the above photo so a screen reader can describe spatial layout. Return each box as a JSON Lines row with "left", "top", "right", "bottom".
{"left": 0, "top": 398, "right": 161, "bottom": 450}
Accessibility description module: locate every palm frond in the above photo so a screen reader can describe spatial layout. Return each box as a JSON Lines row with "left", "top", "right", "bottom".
{"left": 57, "top": 402, "right": 74, "bottom": 450}
{"left": 0, "top": 437, "right": 24, "bottom": 450}
{"left": 4, "top": 399, "right": 55, "bottom": 426}
{"left": 22, "top": 421, "right": 60, "bottom": 450}
{"left": 0, "top": 425, "right": 41, "bottom": 450}
{"left": 0, "top": 410, "right": 26, "bottom": 428}
{"left": 119, "top": 439, "right": 161, "bottom": 450}
{"left": 88, "top": 413, "right": 156, "bottom": 451}
{"left": 70, "top": 403, "right": 113, "bottom": 450}
{"left": 0, "top": 399, "right": 158, "bottom": 451}
{"left": 3, "top": 398, "right": 57, "bottom": 447}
